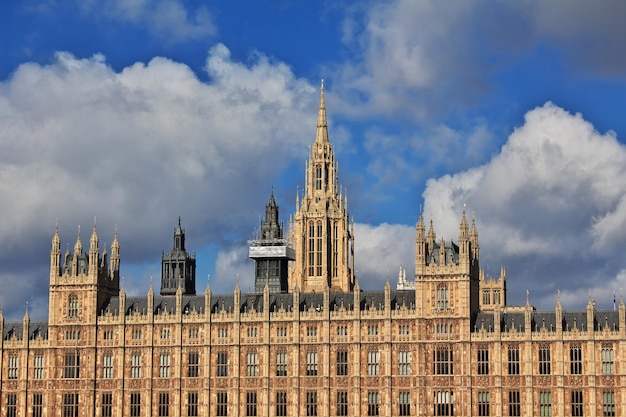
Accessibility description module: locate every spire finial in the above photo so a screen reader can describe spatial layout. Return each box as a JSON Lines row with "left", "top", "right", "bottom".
{"left": 315, "top": 79, "right": 329, "bottom": 143}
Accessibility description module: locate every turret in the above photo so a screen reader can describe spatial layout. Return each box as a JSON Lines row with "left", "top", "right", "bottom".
{"left": 50, "top": 224, "right": 61, "bottom": 278}
{"left": 234, "top": 280, "right": 241, "bottom": 320}
{"left": 89, "top": 220, "right": 99, "bottom": 275}
{"left": 161, "top": 218, "right": 196, "bottom": 296}
{"left": 555, "top": 290, "right": 563, "bottom": 334}
{"left": 586, "top": 293, "right": 595, "bottom": 332}
{"left": 72, "top": 226, "right": 82, "bottom": 275}
{"left": 249, "top": 192, "right": 294, "bottom": 293}
{"left": 415, "top": 213, "right": 426, "bottom": 268}
{"left": 470, "top": 216, "right": 479, "bottom": 261}
{"left": 110, "top": 228, "right": 120, "bottom": 279}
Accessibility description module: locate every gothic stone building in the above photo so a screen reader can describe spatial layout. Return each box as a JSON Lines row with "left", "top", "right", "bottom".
{"left": 1, "top": 83, "right": 625, "bottom": 417}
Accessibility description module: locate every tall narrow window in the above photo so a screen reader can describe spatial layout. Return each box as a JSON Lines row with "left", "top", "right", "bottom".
{"left": 6, "top": 394, "right": 17, "bottom": 417}
{"left": 434, "top": 345, "right": 453, "bottom": 375}
{"left": 308, "top": 223, "right": 315, "bottom": 276}
{"left": 246, "top": 392, "right": 257, "bottom": 417}
{"left": 482, "top": 290, "right": 491, "bottom": 305}
{"left": 217, "top": 352, "right": 228, "bottom": 377}
{"left": 159, "top": 352, "right": 170, "bottom": 378}
{"left": 316, "top": 222, "right": 322, "bottom": 276}
{"left": 601, "top": 348, "right": 614, "bottom": 374}
{"left": 437, "top": 286, "right": 449, "bottom": 310}
{"left": 68, "top": 295, "right": 79, "bottom": 317}
{"left": 101, "top": 392, "right": 113, "bottom": 417}
{"left": 158, "top": 392, "right": 169, "bottom": 417}
{"left": 399, "top": 392, "right": 411, "bottom": 416}
{"left": 8, "top": 355, "right": 18, "bottom": 379}
{"left": 306, "top": 391, "right": 317, "bottom": 416}
{"left": 315, "top": 165, "right": 322, "bottom": 190}
{"left": 477, "top": 348, "right": 489, "bottom": 375}
{"left": 478, "top": 391, "right": 490, "bottom": 416}
{"left": 276, "top": 391, "right": 287, "bottom": 417}
{"left": 398, "top": 350, "right": 411, "bottom": 375}
{"left": 188, "top": 392, "right": 198, "bottom": 417}
{"left": 276, "top": 351, "right": 287, "bottom": 376}
{"left": 509, "top": 390, "right": 521, "bottom": 416}
{"left": 63, "top": 353, "right": 80, "bottom": 378}
{"left": 333, "top": 222, "right": 338, "bottom": 277}
{"left": 508, "top": 345, "right": 520, "bottom": 375}
{"left": 337, "top": 349, "right": 348, "bottom": 376}
{"left": 217, "top": 392, "right": 228, "bottom": 416}
{"left": 63, "top": 393, "right": 79, "bottom": 417}
{"left": 130, "top": 393, "right": 141, "bottom": 417}
{"left": 367, "top": 350, "right": 380, "bottom": 376}
{"left": 131, "top": 353, "right": 142, "bottom": 378}
{"left": 571, "top": 390, "right": 583, "bottom": 416}
{"left": 367, "top": 392, "right": 379, "bottom": 416}
{"left": 103, "top": 353, "right": 113, "bottom": 378}
{"left": 538, "top": 346, "right": 551, "bottom": 375}
{"left": 247, "top": 352, "right": 259, "bottom": 376}
{"left": 32, "top": 393, "right": 43, "bottom": 417}
{"left": 603, "top": 391, "right": 615, "bottom": 417}
{"left": 337, "top": 391, "right": 348, "bottom": 416}
{"left": 306, "top": 351, "right": 318, "bottom": 376}
{"left": 539, "top": 391, "right": 552, "bottom": 417}
{"left": 34, "top": 354, "right": 44, "bottom": 379}
{"left": 570, "top": 345, "right": 582, "bottom": 375}
{"left": 434, "top": 391, "right": 453, "bottom": 416}
{"left": 188, "top": 351, "right": 199, "bottom": 377}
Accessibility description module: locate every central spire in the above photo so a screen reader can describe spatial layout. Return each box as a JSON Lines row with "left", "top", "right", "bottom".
{"left": 315, "top": 79, "right": 329, "bottom": 144}
{"left": 289, "top": 80, "right": 354, "bottom": 293}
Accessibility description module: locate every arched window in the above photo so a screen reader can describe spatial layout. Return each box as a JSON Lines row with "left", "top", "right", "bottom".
{"left": 437, "top": 285, "right": 449, "bottom": 310}
{"left": 68, "top": 295, "right": 79, "bottom": 318}
{"left": 315, "top": 165, "right": 322, "bottom": 190}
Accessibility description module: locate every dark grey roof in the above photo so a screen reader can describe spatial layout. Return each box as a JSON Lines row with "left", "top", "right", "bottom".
{"left": 2, "top": 321, "right": 48, "bottom": 341}
{"left": 472, "top": 309, "right": 620, "bottom": 333}
{"left": 97, "top": 288, "right": 418, "bottom": 316}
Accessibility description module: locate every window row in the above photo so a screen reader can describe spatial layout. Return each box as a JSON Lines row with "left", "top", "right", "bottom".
{"left": 9, "top": 345, "right": 617, "bottom": 381}
{"left": 3, "top": 389, "right": 618, "bottom": 417}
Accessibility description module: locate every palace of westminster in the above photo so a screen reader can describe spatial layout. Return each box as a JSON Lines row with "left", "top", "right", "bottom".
{"left": 1, "top": 83, "right": 624, "bottom": 417}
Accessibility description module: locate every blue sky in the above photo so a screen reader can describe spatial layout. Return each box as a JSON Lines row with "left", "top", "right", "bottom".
{"left": 2, "top": 0, "right": 626, "bottom": 321}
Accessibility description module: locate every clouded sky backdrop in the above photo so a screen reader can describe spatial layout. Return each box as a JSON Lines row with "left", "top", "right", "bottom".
{"left": 2, "top": 0, "right": 626, "bottom": 321}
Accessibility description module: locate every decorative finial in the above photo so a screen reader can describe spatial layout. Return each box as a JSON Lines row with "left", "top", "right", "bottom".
{"left": 321, "top": 79, "right": 324, "bottom": 90}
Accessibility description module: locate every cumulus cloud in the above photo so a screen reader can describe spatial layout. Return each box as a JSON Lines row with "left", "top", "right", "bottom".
{"left": 81, "top": 0, "right": 216, "bottom": 42}
{"left": 332, "top": 0, "right": 626, "bottom": 120}
{"left": 353, "top": 223, "right": 414, "bottom": 290}
{"left": 0, "top": 45, "right": 318, "bottom": 320}
{"left": 422, "top": 103, "right": 626, "bottom": 310}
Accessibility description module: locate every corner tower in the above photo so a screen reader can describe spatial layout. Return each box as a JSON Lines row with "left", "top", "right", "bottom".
{"left": 414, "top": 210, "right": 480, "bottom": 322}
{"left": 289, "top": 80, "right": 354, "bottom": 292}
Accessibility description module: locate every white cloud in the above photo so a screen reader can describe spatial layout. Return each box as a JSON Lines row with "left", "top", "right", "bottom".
{"left": 422, "top": 103, "right": 626, "bottom": 310}
{"left": 81, "top": 0, "right": 216, "bottom": 42}
{"left": 353, "top": 223, "right": 414, "bottom": 290}
{"left": 0, "top": 45, "right": 318, "bottom": 320}
{"left": 332, "top": 0, "right": 626, "bottom": 120}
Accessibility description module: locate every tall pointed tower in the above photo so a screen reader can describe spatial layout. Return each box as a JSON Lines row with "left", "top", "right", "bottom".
{"left": 289, "top": 80, "right": 354, "bottom": 292}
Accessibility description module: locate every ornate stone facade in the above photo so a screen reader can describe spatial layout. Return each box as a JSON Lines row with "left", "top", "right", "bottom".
{"left": 1, "top": 83, "right": 625, "bottom": 417}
